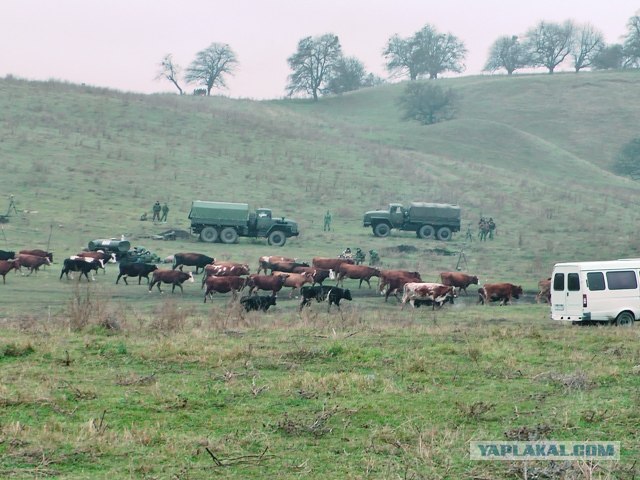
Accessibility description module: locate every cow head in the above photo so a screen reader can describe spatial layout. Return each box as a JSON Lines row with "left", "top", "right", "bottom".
{"left": 471, "top": 275, "right": 479, "bottom": 285}
{"left": 187, "top": 271, "right": 195, "bottom": 282}
{"left": 343, "top": 289, "right": 353, "bottom": 301}
{"left": 512, "top": 285, "right": 523, "bottom": 298}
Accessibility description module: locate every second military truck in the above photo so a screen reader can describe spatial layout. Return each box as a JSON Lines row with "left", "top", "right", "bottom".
{"left": 363, "top": 202, "right": 461, "bottom": 241}
{"left": 189, "top": 201, "right": 299, "bottom": 247}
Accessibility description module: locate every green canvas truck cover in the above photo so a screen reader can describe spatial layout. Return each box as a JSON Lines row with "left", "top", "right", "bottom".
{"left": 408, "top": 202, "right": 460, "bottom": 220}
{"left": 189, "top": 201, "right": 249, "bottom": 222}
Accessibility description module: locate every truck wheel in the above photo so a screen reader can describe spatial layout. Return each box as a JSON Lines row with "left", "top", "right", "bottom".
{"left": 268, "top": 230, "right": 287, "bottom": 247}
{"left": 373, "top": 223, "right": 391, "bottom": 237}
{"left": 418, "top": 225, "right": 435, "bottom": 239}
{"left": 200, "top": 226, "right": 218, "bottom": 243}
{"left": 615, "top": 311, "right": 635, "bottom": 326}
{"left": 436, "top": 227, "right": 452, "bottom": 241}
{"left": 220, "top": 227, "right": 238, "bottom": 244}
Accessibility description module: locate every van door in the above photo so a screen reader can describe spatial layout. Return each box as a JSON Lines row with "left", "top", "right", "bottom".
{"left": 565, "top": 272, "right": 582, "bottom": 317}
{"left": 552, "top": 270, "right": 582, "bottom": 320}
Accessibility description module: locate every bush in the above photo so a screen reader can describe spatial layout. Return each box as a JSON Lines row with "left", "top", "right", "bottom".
{"left": 397, "top": 81, "right": 456, "bottom": 125}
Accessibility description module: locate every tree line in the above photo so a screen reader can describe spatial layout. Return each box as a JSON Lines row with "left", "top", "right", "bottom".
{"left": 157, "top": 11, "right": 640, "bottom": 100}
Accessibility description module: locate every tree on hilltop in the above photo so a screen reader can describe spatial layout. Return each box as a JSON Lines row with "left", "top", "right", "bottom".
{"left": 483, "top": 35, "right": 530, "bottom": 75}
{"left": 155, "top": 54, "right": 183, "bottom": 95}
{"left": 286, "top": 34, "right": 342, "bottom": 101}
{"left": 384, "top": 24, "right": 466, "bottom": 80}
{"left": 524, "top": 21, "right": 574, "bottom": 73}
{"left": 592, "top": 44, "right": 624, "bottom": 70}
{"left": 571, "top": 23, "right": 604, "bottom": 72}
{"left": 622, "top": 11, "right": 640, "bottom": 67}
{"left": 324, "top": 56, "right": 383, "bottom": 95}
{"left": 185, "top": 43, "right": 238, "bottom": 96}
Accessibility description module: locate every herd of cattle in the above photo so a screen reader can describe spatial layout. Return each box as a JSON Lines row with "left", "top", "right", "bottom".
{"left": 0, "top": 249, "right": 552, "bottom": 313}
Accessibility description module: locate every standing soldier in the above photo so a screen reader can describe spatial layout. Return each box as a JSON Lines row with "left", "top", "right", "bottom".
{"left": 488, "top": 218, "right": 496, "bottom": 240}
{"left": 7, "top": 194, "right": 17, "bottom": 214}
{"left": 368, "top": 249, "right": 380, "bottom": 266}
{"left": 323, "top": 210, "right": 332, "bottom": 231}
{"left": 152, "top": 201, "right": 161, "bottom": 222}
{"left": 161, "top": 203, "right": 169, "bottom": 222}
{"left": 354, "top": 248, "right": 366, "bottom": 265}
{"left": 464, "top": 223, "right": 473, "bottom": 242}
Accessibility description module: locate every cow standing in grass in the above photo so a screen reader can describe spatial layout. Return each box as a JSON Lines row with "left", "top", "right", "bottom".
{"left": 149, "top": 269, "right": 194, "bottom": 294}
{"left": 0, "top": 259, "right": 20, "bottom": 283}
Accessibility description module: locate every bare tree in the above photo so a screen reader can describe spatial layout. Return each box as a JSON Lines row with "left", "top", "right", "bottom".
{"left": 483, "top": 35, "right": 530, "bottom": 75}
{"left": 286, "top": 34, "right": 342, "bottom": 101}
{"left": 155, "top": 54, "right": 183, "bottom": 95}
{"left": 185, "top": 43, "right": 238, "bottom": 96}
{"left": 383, "top": 34, "right": 424, "bottom": 80}
{"left": 384, "top": 24, "right": 466, "bottom": 80}
{"left": 623, "top": 11, "right": 640, "bottom": 67}
{"left": 571, "top": 23, "right": 604, "bottom": 72}
{"left": 525, "top": 21, "right": 574, "bottom": 73}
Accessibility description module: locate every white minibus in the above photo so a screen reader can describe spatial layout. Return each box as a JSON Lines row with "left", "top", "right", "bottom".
{"left": 551, "top": 260, "right": 640, "bottom": 326}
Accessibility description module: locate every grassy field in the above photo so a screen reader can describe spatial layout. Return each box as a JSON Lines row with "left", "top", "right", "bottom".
{"left": 1, "top": 71, "right": 640, "bottom": 478}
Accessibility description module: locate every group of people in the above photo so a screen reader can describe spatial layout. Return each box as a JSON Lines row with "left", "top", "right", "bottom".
{"left": 140, "top": 201, "right": 169, "bottom": 222}
{"left": 340, "top": 247, "right": 380, "bottom": 266}
{"left": 478, "top": 217, "right": 496, "bottom": 241}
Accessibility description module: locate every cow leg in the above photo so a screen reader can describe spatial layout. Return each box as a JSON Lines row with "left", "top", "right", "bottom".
{"left": 116, "top": 273, "right": 122, "bottom": 284}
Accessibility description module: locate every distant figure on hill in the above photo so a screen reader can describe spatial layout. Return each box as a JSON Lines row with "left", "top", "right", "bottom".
{"left": 464, "top": 223, "right": 473, "bottom": 242}
{"left": 7, "top": 194, "right": 17, "bottom": 214}
{"left": 324, "top": 210, "right": 332, "bottom": 231}
{"left": 488, "top": 218, "right": 496, "bottom": 240}
{"left": 152, "top": 201, "right": 161, "bottom": 222}
{"left": 140, "top": 212, "right": 148, "bottom": 221}
{"left": 161, "top": 203, "right": 169, "bottom": 222}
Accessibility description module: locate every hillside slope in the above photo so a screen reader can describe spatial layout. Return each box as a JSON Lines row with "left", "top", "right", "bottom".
{"left": 0, "top": 72, "right": 639, "bottom": 287}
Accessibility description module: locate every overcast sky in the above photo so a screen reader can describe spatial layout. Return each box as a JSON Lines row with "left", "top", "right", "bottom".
{"left": 2, "top": 0, "right": 637, "bottom": 99}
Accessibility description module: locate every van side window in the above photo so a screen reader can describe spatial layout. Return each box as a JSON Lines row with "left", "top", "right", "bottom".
{"left": 606, "top": 270, "right": 637, "bottom": 290}
{"left": 586, "top": 272, "right": 605, "bottom": 291}
{"left": 553, "top": 273, "right": 564, "bottom": 291}
{"left": 567, "top": 273, "right": 580, "bottom": 291}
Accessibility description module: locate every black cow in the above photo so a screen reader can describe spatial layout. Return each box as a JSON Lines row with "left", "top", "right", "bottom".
{"left": 240, "top": 295, "right": 277, "bottom": 312}
{"left": 116, "top": 263, "right": 158, "bottom": 285}
{"left": 172, "top": 252, "right": 215, "bottom": 274}
{"left": 0, "top": 250, "right": 16, "bottom": 261}
{"left": 60, "top": 257, "right": 103, "bottom": 282}
{"left": 299, "top": 285, "right": 352, "bottom": 312}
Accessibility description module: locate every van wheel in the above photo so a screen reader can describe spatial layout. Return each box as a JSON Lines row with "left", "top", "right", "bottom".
{"left": 418, "top": 225, "right": 435, "bottom": 239}
{"left": 200, "top": 226, "right": 218, "bottom": 243}
{"left": 615, "top": 311, "right": 635, "bottom": 326}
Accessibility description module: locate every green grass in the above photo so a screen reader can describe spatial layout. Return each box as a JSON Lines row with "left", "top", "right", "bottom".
{"left": 1, "top": 71, "right": 640, "bottom": 478}
{"left": 1, "top": 307, "right": 639, "bottom": 479}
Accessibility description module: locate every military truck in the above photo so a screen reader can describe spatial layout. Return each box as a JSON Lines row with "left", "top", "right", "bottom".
{"left": 363, "top": 202, "right": 461, "bottom": 241}
{"left": 188, "top": 201, "right": 299, "bottom": 247}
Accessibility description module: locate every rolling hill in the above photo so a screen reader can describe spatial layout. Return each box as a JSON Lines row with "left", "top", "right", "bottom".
{"left": 1, "top": 70, "right": 640, "bottom": 288}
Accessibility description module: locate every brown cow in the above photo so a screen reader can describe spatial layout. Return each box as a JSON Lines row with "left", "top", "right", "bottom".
{"left": 0, "top": 259, "right": 20, "bottom": 283}
{"left": 478, "top": 283, "right": 523, "bottom": 305}
{"left": 439, "top": 271, "right": 479, "bottom": 295}
{"left": 312, "top": 257, "right": 354, "bottom": 271}
{"left": 401, "top": 282, "right": 456, "bottom": 310}
{"left": 272, "top": 271, "right": 314, "bottom": 297}
{"left": 19, "top": 249, "right": 53, "bottom": 263}
{"left": 149, "top": 269, "right": 194, "bottom": 294}
{"left": 378, "top": 270, "right": 423, "bottom": 302}
{"left": 257, "top": 255, "right": 296, "bottom": 274}
{"left": 336, "top": 264, "right": 380, "bottom": 289}
{"left": 203, "top": 275, "right": 246, "bottom": 302}
{"left": 246, "top": 274, "right": 288, "bottom": 296}
{"left": 292, "top": 266, "right": 331, "bottom": 286}
{"left": 172, "top": 253, "right": 215, "bottom": 274}
{"left": 268, "top": 261, "right": 310, "bottom": 273}
{"left": 201, "top": 262, "right": 250, "bottom": 287}
{"left": 16, "top": 254, "right": 51, "bottom": 275}
{"left": 536, "top": 278, "right": 551, "bottom": 304}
